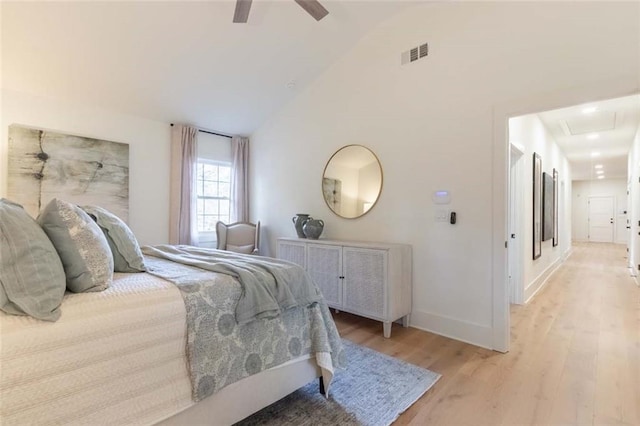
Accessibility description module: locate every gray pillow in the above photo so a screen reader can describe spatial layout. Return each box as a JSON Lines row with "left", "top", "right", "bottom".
{"left": 81, "top": 205, "right": 146, "bottom": 273}
{"left": 0, "top": 199, "right": 66, "bottom": 321}
{"left": 38, "top": 198, "right": 114, "bottom": 293}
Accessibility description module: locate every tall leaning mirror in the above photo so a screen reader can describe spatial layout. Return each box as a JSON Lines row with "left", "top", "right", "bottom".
{"left": 322, "top": 145, "right": 383, "bottom": 219}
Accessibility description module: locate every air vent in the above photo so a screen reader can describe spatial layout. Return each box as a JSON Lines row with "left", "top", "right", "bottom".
{"left": 401, "top": 42, "right": 429, "bottom": 65}
{"left": 419, "top": 43, "right": 428, "bottom": 58}
{"left": 410, "top": 48, "right": 419, "bottom": 62}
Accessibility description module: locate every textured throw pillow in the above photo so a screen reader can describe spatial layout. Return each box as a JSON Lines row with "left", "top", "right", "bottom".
{"left": 0, "top": 199, "right": 66, "bottom": 321}
{"left": 81, "top": 205, "right": 146, "bottom": 273}
{"left": 38, "top": 198, "right": 114, "bottom": 293}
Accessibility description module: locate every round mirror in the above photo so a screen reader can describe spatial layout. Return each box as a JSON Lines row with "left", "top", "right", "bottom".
{"left": 322, "top": 145, "right": 383, "bottom": 219}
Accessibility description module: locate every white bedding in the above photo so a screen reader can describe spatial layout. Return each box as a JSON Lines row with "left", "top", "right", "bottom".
{"left": 0, "top": 273, "right": 195, "bottom": 425}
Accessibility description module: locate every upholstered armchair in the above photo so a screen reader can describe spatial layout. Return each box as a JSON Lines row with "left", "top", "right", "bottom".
{"left": 215, "top": 221, "right": 260, "bottom": 255}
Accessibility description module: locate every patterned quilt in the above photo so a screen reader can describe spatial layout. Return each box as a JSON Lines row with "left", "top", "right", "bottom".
{"left": 143, "top": 252, "right": 345, "bottom": 402}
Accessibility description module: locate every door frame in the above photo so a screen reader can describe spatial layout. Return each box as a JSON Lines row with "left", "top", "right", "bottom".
{"left": 636, "top": 168, "right": 640, "bottom": 284}
{"left": 508, "top": 143, "right": 525, "bottom": 304}
{"left": 491, "top": 77, "right": 639, "bottom": 353}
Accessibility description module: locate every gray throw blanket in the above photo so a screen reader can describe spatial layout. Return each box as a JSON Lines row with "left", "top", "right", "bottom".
{"left": 142, "top": 245, "right": 323, "bottom": 323}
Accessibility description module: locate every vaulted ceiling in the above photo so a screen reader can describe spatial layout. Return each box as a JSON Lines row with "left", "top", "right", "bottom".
{"left": 1, "top": 1, "right": 413, "bottom": 135}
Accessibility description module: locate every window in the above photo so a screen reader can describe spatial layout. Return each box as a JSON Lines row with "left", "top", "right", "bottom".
{"left": 196, "top": 160, "right": 232, "bottom": 233}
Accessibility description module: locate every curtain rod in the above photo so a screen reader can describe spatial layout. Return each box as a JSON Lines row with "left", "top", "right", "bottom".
{"left": 170, "top": 123, "right": 232, "bottom": 139}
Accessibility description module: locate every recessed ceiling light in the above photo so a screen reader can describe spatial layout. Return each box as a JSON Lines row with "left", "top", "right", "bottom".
{"left": 597, "top": 175, "right": 605, "bottom": 179}
{"left": 594, "top": 164, "right": 603, "bottom": 169}
{"left": 596, "top": 170, "right": 604, "bottom": 174}
{"left": 587, "top": 133, "right": 599, "bottom": 140}
{"left": 582, "top": 106, "right": 598, "bottom": 114}
{"left": 591, "top": 152, "right": 601, "bottom": 157}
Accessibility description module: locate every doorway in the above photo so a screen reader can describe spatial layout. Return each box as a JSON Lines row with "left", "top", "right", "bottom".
{"left": 492, "top": 83, "right": 640, "bottom": 353}
{"left": 588, "top": 196, "right": 615, "bottom": 242}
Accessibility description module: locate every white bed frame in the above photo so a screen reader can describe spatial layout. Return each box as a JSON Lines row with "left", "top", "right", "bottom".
{"left": 157, "top": 357, "right": 321, "bottom": 425}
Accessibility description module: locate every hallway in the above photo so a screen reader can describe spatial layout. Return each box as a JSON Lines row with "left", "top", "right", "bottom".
{"left": 334, "top": 242, "right": 640, "bottom": 425}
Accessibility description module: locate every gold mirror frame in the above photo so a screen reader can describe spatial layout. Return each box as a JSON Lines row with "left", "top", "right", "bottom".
{"left": 322, "top": 145, "right": 383, "bottom": 219}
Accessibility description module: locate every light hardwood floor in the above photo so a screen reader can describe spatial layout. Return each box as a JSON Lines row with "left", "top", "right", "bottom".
{"left": 333, "top": 242, "right": 639, "bottom": 426}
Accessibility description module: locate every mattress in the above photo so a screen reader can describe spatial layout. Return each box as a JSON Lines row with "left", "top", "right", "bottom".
{"left": 0, "top": 273, "right": 195, "bottom": 425}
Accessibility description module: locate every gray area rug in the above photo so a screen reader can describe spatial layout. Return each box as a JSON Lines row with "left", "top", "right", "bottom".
{"left": 235, "top": 339, "right": 441, "bottom": 426}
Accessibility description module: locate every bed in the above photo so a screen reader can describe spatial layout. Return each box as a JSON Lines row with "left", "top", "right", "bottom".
{"left": 0, "top": 200, "right": 344, "bottom": 426}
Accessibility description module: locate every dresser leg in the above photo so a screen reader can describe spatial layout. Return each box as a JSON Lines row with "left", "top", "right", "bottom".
{"left": 402, "top": 315, "right": 410, "bottom": 328}
{"left": 383, "top": 322, "right": 391, "bottom": 338}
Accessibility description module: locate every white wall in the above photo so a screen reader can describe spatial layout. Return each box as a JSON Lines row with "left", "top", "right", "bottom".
{"left": 0, "top": 89, "right": 171, "bottom": 245}
{"left": 628, "top": 128, "right": 640, "bottom": 282}
{"left": 250, "top": 2, "right": 640, "bottom": 348}
{"left": 572, "top": 179, "right": 628, "bottom": 244}
{"left": 509, "top": 114, "right": 572, "bottom": 302}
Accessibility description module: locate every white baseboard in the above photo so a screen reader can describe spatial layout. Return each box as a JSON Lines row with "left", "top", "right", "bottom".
{"left": 524, "top": 248, "right": 570, "bottom": 303}
{"left": 408, "top": 247, "right": 572, "bottom": 351}
{"left": 410, "top": 310, "right": 493, "bottom": 350}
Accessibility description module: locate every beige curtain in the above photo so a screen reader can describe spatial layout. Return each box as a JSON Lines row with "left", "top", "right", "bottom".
{"left": 169, "top": 124, "right": 198, "bottom": 245}
{"left": 230, "top": 136, "right": 249, "bottom": 222}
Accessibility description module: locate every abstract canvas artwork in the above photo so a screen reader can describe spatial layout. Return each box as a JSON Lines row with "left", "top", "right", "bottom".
{"left": 322, "top": 177, "right": 342, "bottom": 213}
{"left": 532, "top": 153, "right": 542, "bottom": 260}
{"left": 542, "top": 171, "right": 553, "bottom": 241}
{"left": 7, "top": 125, "right": 129, "bottom": 221}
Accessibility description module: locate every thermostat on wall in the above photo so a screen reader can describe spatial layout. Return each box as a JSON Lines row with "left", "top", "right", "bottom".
{"left": 432, "top": 190, "right": 451, "bottom": 204}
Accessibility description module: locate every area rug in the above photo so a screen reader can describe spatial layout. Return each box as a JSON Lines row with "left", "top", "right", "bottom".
{"left": 235, "top": 339, "right": 441, "bottom": 426}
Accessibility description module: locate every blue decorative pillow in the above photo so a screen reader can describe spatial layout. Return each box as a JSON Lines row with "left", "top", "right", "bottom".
{"left": 0, "top": 199, "right": 66, "bottom": 321}
{"left": 38, "top": 199, "right": 114, "bottom": 293}
{"left": 81, "top": 205, "right": 146, "bottom": 273}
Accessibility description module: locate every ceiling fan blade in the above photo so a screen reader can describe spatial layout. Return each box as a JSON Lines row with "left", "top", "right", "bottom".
{"left": 294, "top": 0, "right": 329, "bottom": 21}
{"left": 233, "top": 0, "right": 252, "bottom": 23}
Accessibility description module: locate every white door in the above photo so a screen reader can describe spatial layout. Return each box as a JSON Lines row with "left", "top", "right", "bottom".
{"left": 588, "top": 196, "right": 615, "bottom": 243}
{"left": 508, "top": 145, "right": 524, "bottom": 304}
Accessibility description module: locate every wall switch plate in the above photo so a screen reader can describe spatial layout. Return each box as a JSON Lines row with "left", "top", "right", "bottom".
{"left": 435, "top": 209, "right": 449, "bottom": 222}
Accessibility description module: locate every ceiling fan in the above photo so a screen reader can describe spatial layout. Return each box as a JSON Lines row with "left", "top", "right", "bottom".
{"left": 233, "top": 0, "right": 329, "bottom": 23}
